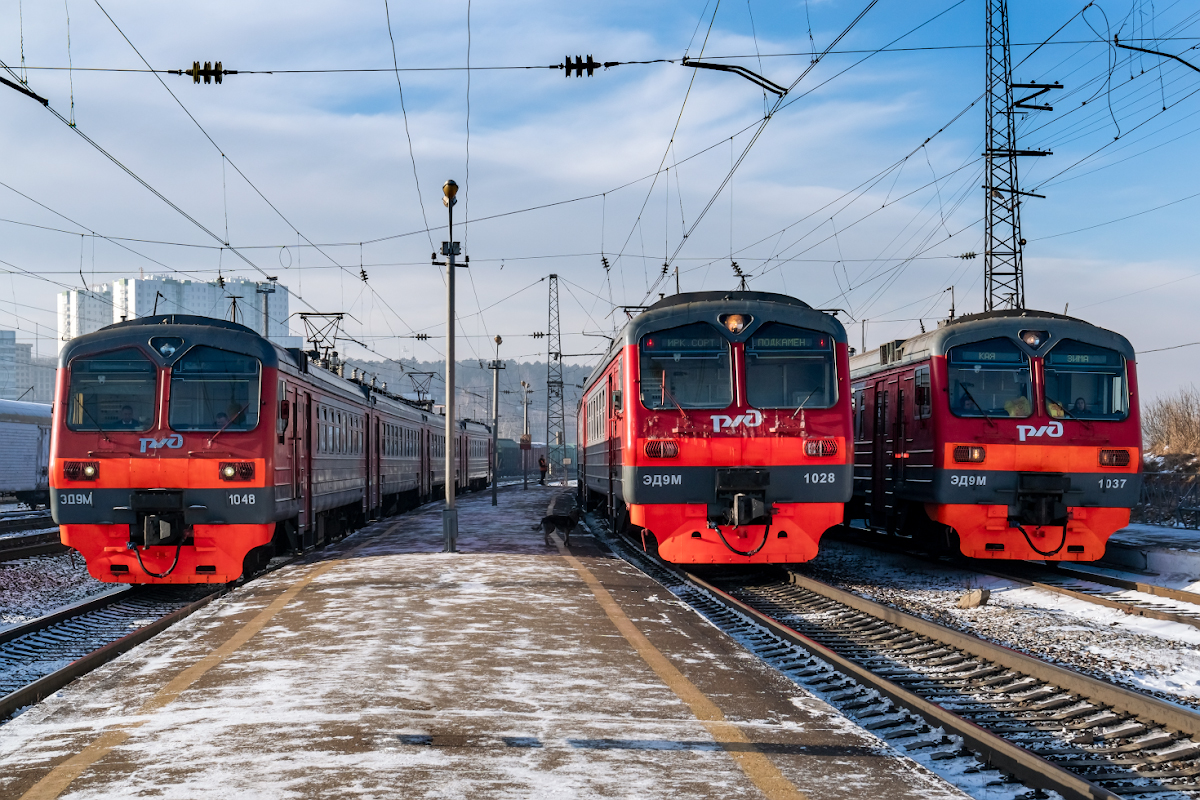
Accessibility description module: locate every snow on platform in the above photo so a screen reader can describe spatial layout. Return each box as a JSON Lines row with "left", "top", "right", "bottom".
{"left": 0, "top": 486, "right": 963, "bottom": 800}
{"left": 1104, "top": 523, "right": 1200, "bottom": 584}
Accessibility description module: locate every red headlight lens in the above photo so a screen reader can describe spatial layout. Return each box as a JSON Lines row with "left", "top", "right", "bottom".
{"left": 219, "top": 461, "right": 255, "bottom": 481}
{"left": 1099, "top": 449, "right": 1131, "bottom": 467}
{"left": 644, "top": 440, "right": 680, "bottom": 458}
{"left": 63, "top": 461, "right": 99, "bottom": 481}
{"left": 804, "top": 439, "right": 838, "bottom": 457}
{"left": 954, "top": 445, "right": 986, "bottom": 463}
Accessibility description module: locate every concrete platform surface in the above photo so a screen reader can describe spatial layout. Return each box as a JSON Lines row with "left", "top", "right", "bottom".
{"left": 0, "top": 487, "right": 966, "bottom": 800}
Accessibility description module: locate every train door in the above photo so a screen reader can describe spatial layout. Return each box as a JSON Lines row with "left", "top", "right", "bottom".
{"left": 869, "top": 380, "right": 889, "bottom": 529}
{"left": 374, "top": 419, "right": 382, "bottom": 515}
{"left": 302, "top": 393, "right": 314, "bottom": 547}
{"left": 894, "top": 386, "right": 907, "bottom": 489}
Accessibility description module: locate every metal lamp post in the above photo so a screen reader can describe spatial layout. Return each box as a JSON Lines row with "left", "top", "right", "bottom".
{"left": 521, "top": 380, "right": 532, "bottom": 490}
{"left": 442, "top": 179, "right": 459, "bottom": 553}
{"left": 489, "top": 335, "right": 503, "bottom": 506}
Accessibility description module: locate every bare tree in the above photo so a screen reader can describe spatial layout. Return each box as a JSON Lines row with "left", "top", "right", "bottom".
{"left": 1143, "top": 385, "right": 1200, "bottom": 463}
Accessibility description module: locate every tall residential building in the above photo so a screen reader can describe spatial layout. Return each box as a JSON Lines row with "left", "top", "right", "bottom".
{"left": 0, "top": 332, "right": 56, "bottom": 402}
{"left": 58, "top": 275, "right": 292, "bottom": 351}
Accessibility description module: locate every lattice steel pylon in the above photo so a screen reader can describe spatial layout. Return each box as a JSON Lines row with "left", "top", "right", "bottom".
{"left": 984, "top": 0, "right": 1023, "bottom": 312}
{"left": 545, "top": 274, "right": 566, "bottom": 485}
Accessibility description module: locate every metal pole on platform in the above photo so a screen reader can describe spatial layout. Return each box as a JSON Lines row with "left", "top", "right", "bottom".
{"left": 442, "top": 179, "right": 459, "bottom": 553}
{"left": 489, "top": 335, "right": 503, "bottom": 506}
{"left": 521, "top": 380, "right": 531, "bottom": 491}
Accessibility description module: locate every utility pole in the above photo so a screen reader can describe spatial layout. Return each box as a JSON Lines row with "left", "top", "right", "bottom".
{"left": 521, "top": 380, "right": 533, "bottom": 490}
{"left": 441, "top": 179, "right": 460, "bottom": 553}
{"left": 546, "top": 275, "right": 566, "bottom": 486}
{"left": 488, "top": 336, "right": 504, "bottom": 506}
{"left": 983, "top": 0, "right": 1057, "bottom": 312}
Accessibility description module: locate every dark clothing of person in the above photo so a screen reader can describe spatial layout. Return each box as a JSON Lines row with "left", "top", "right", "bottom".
{"left": 538, "top": 457, "right": 548, "bottom": 485}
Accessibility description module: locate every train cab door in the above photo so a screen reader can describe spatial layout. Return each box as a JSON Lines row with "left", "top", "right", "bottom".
{"left": 301, "top": 393, "right": 314, "bottom": 547}
{"left": 869, "top": 381, "right": 889, "bottom": 529}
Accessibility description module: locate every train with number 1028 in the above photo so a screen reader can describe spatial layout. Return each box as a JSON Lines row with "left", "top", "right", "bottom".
{"left": 50, "top": 315, "right": 492, "bottom": 584}
{"left": 846, "top": 309, "right": 1141, "bottom": 560}
{"left": 578, "top": 291, "right": 854, "bottom": 564}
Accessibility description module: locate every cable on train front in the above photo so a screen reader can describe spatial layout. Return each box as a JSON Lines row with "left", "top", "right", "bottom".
{"left": 581, "top": 292, "right": 853, "bottom": 564}
{"left": 50, "top": 317, "right": 282, "bottom": 584}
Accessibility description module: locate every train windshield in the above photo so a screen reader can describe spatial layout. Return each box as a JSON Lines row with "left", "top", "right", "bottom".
{"left": 66, "top": 348, "right": 157, "bottom": 432}
{"left": 745, "top": 323, "right": 836, "bottom": 409}
{"left": 947, "top": 338, "right": 1032, "bottom": 419}
{"left": 1043, "top": 339, "right": 1128, "bottom": 420}
{"left": 639, "top": 322, "right": 733, "bottom": 410}
{"left": 168, "top": 346, "right": 261, "bottom": 431}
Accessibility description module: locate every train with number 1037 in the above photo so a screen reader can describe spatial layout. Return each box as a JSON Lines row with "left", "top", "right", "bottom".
{"left": 846, "top": 309, "right": 1141, "bottom": 560}
{"left": 578, "top": 291, "right": 854, "bottom": 564}
{"left": 50, "top": 314, "right": 492, "bottom": 584}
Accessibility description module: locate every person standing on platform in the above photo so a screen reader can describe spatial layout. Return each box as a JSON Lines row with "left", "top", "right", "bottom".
{"left": 538, "top": 456, "right": 548, "bottom": 486}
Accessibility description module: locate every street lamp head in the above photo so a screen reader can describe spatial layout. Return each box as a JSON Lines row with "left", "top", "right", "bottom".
{"left": 443, "top": 179, "right": 458, "bottom": 207}
{"left": 495, "top": 335, "right": 502, "bottom": 345}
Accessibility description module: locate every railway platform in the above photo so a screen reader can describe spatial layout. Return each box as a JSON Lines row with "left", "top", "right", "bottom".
{"left": 1096, "top": 523, "right": 1200, "bottom": 586}
{"left": 0, "top": 486, "right": 965, "bottom": 800}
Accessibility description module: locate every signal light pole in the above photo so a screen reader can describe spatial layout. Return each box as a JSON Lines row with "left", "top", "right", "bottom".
{"left": 442, "top": 179, "right": 459, "bottom": 553}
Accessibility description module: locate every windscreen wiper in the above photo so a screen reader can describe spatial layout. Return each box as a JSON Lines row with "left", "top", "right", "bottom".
{"left": 1046, "top": 394, "right": 1094, "bottom": 432}
{"left": 207, "top": 402, "right": 250, "bottom": 445}
{"left": 956, "top": 381, "right": 996, "bottom": 428}
{"left": 75, "top": 397, "right": 112, "bottom": 442}
{"left": 790, "top": 387, "right": 820, "bottom": 419}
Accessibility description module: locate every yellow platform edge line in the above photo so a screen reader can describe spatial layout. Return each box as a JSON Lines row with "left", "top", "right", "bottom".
{"left": 553, "top": 532, "right": 810, "bottom": 800}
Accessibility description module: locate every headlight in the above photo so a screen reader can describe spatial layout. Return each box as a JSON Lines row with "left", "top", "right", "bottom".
{"left": 219, "top": 462, "right": 255, "bottom": 481}
{"left": 953, "top": 445, "right": 986, "bottom": 463}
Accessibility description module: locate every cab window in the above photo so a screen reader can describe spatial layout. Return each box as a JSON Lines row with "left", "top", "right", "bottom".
{"left": 169, "top": 346, "right": 261, "bottom": 431}
{"left": 745, "top": 323, "right": 836, "bottom": 409}
{"left": 947, "top": 338, "right": 1032, "bottom": 418}
{"left": 1043, "top": 340, "right": 1128, "bottom": 420}
{"left": 639, "top": 322, "right": 732, "bottom": 410}
{"left": 66, "top": 348, "right": 156, "bottom": 432}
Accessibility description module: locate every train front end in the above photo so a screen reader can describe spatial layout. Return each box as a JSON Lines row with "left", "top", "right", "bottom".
{"left": 618, "top": 292, "right": 852, "bottom": 564}
{"left": 51, "top": 317, "right": 280, "bottom": 583}
{"left": 928, "top": 311, "right": 1141, "bottom": 560}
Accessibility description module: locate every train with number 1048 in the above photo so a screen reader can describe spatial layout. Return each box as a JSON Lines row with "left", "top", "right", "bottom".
{"left": 578, "top": 291, "right": 853, "bottom": 564}
{"left": 846, "top": 309, "right": 1141, "bottom": 560}
{"left": 50, "top": 315, "right": 492, "bottom": 584}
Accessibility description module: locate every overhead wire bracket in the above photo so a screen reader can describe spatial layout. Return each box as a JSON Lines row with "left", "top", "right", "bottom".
{"left": 681, "top": 57, "right": 787, "bottom": 96}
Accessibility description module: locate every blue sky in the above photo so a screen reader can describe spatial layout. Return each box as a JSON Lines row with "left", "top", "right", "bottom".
{"left": 2, "top": 0, "right": 1199, "bottom": 403}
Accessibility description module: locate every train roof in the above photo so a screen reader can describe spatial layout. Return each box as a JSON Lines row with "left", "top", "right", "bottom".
{"left": 0, "top": 398, "right": 52, "bottom": 425}
{"left": 849, "top": 308, "right": 1136, "bottom": 379}
{"left": 585, "top": 290, "right": 845, "bottom": 388}
{"left": 59, "top": 315, "right": 490, "bottom": 432}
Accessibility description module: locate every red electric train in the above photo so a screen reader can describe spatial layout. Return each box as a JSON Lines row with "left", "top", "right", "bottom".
{"left": 578, "top": 291, "right": 853, "bottom": 564}
{"left": 847, "top": 309, "right": 1141, "bottom": 560}
{"left": 50, "top": 315, "right": 492, "bottom": 584}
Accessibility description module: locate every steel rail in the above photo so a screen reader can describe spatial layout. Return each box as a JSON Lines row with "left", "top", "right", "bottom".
{"left": 0, "top": 588, "right": 226, "bottom": 720}
{"left": 0, "top": 510, "right": 55, "bottom": 535}
{"left": 0, "top": 532, "right": 67, "bottom": 562}
{"left": 685, "top": 569, "right": 1124, "bottom": 800}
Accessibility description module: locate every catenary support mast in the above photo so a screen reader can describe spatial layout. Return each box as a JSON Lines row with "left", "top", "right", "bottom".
{"left": 545, "top": 274, "right": 566, "bottom": 486}
{"left": 984, "top": 0, "right": 1024, "bottom": 312}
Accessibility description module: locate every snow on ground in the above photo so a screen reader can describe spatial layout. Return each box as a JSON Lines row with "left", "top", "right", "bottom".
{"left": 0, "top": 549, "right": 111, "bottom": 629}
{"left": 1114, "top": 523, "right": 1200, "bottom": 552}
{"left": 799, "top": 539, "right": 1200, "bottom": 709}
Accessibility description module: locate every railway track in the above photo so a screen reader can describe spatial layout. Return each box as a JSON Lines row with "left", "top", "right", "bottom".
{"left": 0, "top": 510, "right": 54, "bottom": 536}
{"left": 0, "top": 586, "right": 224, "bottom": 721}
{"left": 0, "top": 532, "right": 67, "bottom": 562}
{"left": 594, "top": 520, "right": 1200, "bottom": 800}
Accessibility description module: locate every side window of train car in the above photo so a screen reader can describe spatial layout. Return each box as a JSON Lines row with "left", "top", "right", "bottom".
{"left": 66, "top": 347, "right": 157, "bottom": 432}
{"left": 639, "top": 322, "right": 733, "bottom": 409}
{"left": 746, "top": 323, "right": 837, "bottom": 410}
{"left": 946, "top": 338, "right": 1032, "bottom": 419}
{"left": 1043, "top": 340, "right": 1128, "bottom": 420}
{"left": 169, "top": 346, "right": 261, "bottom": 431}
{"left": 914, "top": 367, "right": 931, "bottom": 419}
{"left": 852, "top": 386, "right": 865, "bottom": 439}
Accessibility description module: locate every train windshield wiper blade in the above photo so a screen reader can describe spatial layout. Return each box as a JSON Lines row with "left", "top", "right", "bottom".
{"left": 1046, "top": 394, "right": 1093, "bottom": 431}
{"left": 208, "top": 402, "right": 250, "bottom": 445}
{"left": 956, "top": 381, "right": 996, "bottom": 428}
{"left": 791, "top": 387, "right": 820, "bottom": 418}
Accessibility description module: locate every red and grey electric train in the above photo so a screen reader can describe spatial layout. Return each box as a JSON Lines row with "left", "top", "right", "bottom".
{"left": 847, "top": 309, "right": 1141, "bottom": 560}
{"left": 578, "top": 291, "right": 853, "bottom": 564}
{"left": 50, "top": 315, "right": 491, "bottom": 584}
